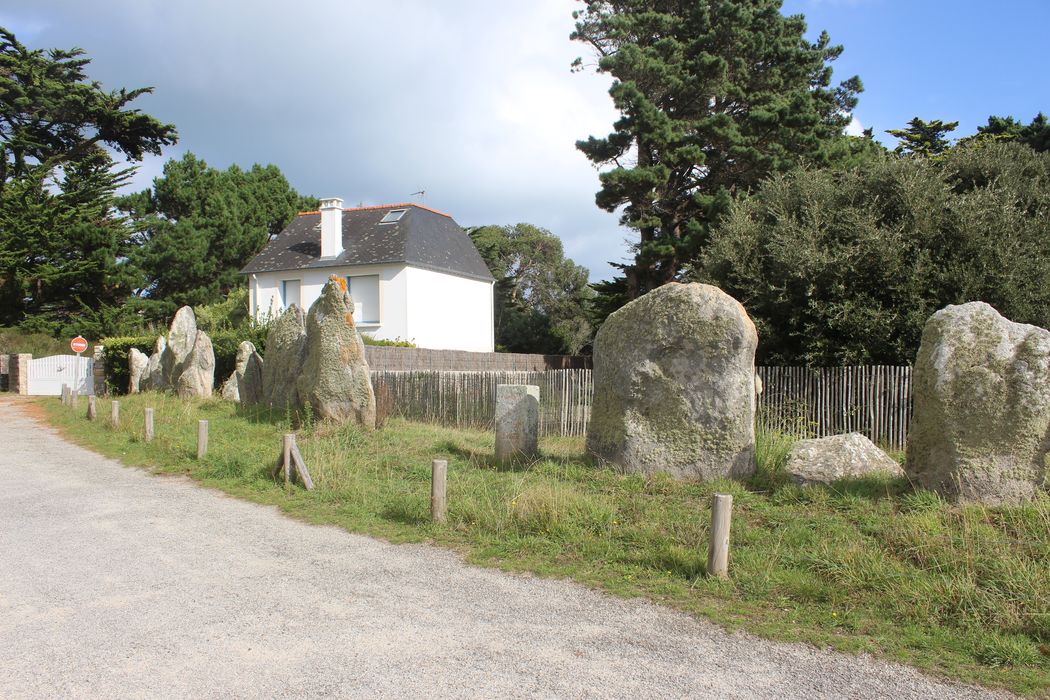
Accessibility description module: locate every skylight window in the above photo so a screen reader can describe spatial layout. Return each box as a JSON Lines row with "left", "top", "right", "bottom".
{"left": 379, "top": 209, "right": 407, "bottom": 224}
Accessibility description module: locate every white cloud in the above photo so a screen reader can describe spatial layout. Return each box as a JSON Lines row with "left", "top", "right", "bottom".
{"left": 845, "top": 115, "right": 866, "bottom": 136}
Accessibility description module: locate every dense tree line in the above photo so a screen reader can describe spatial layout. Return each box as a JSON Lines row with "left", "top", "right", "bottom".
{"left": 0, "top": 28, "right": 313, "bottom": 337}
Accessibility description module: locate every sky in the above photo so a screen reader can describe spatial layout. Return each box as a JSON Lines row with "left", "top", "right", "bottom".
{"left": 3, "top": 1, "right": 1047, "bottom": 282}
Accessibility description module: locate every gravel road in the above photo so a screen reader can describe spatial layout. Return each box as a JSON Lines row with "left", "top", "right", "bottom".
{"left": 0, "top": 398, "right": 1010, "bottom": 699}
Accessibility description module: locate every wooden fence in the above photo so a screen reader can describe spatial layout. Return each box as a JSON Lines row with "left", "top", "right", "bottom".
{"left": 373, "top": 370, "right": 593, "bottom": 437}
{"left": 373, "top": 365, "right": 914, "bottom": 450}
{"left": 756, "top": 366, "right": 913, "bottom": 451}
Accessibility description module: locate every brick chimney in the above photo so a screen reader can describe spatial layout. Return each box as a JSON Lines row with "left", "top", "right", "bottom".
{"left": 320, "top": 197, "right": 343, "bottom": 258}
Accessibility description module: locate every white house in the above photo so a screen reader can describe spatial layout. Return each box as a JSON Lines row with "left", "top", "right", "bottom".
{"left": 241, "top": 198, "right": 495, "bottom": 351}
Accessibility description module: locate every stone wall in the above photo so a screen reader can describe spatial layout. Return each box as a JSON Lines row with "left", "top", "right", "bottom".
{"left": 363, "top": 346, "right": 590, "bottom": 372}
{"left": 7, "top": 354, "right": 30, "bottom": 395}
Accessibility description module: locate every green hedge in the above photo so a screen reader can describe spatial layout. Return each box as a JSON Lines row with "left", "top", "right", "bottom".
{"left": 101, "top": 326, "right": 269, "bottom": 395}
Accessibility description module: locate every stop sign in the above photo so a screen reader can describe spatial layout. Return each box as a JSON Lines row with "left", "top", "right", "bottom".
{"left": 70, "top": 336, "right": 88, "bottom": 354}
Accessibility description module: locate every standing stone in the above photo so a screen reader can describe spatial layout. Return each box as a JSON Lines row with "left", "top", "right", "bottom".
{"left": 587, "top": 283, "right": 757, "bottom": 481}
{"left": 297, "top": 276, "right": 376, "bottom": 428}
{"left": 164, "top": 306, "right": 198, "bottom": 389}
{"left": 175, "top": 329, "right": 215, "bottom": 399}
{"left": 221, "top": 341, "right": 262, "bottom": 403}
{"left": 785, "top": 433, "right": 904, "bottom": 486}
{"left": 142, "top": 336, "right": 167, "bottom": 391}
{"left": 495, "top": 384, "right": 539, "bottom": 463}
{"left": 128, "top": 348, "right": 149, "bottom": 394}
{"left": 906, "top": 302, "right": 1050, "bottom": 504}
{"left": 261, "top": 305, "right": 307, "bottom": 410}
{"left": 240, "top": 350, "right": 264, "bottom": 406}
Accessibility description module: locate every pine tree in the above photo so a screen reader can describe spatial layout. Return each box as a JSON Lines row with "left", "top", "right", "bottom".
{"left": 886, "top": 117, "right": 959, "bottom": 157}
{"left": 0, "top": 28, "right": 176, "bottom": 331}
{"left": 572, "top": 0, "right": 861, "bottom": 300}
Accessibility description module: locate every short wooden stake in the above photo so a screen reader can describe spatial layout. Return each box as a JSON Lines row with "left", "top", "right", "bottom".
{"left": 70, "top": 388, "right": 78, "bottom": 409}
{"left": 86, "top": 395, "right": 97, "bottom": 421}
{"left": 110, "top": 400, "right": 120, "bottom": 428}
{"left": 144, "top": 408, "right": 155, "bottom": 442}
{"left": 197, "top": 420, "right": 208, "bottom": 459}
{"left": 282, "top": 433, "right": 293, "bottom": 487}
{"left": 61, "top": 384, "right": 69, "bottom": 405}
{"left": 289, "top": 439, "right": 314, "bottom": 490}
{"left": 707, "top": 493, "right": 733, "bottom": 579}
{"left": 431, "top": 459, "right": 448, "bottom": 523}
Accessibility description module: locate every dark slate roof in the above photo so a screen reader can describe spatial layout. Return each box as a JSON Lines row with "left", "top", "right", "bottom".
{"left": 240, "top": 204, "right": 494, "bottom": 282}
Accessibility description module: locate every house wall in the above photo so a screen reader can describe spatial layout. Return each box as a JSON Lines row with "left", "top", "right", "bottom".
{"left": 249, "top": 264, "right": 410, "bottom": 341}
{"left": 404, "top": 267, "right": 494, "bottom": 352}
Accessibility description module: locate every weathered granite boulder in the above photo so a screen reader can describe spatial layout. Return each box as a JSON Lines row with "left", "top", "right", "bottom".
{"left": 142, "top": 335, "right": 167, "bottom": 391}
{"left": 586, "top": 283, "right": 757, "bottom": 480}
{"left": 174, "top": 329, "right": 215, "bottom": 399}
{"left": 906, "top": 302, "right": 1050, "bottom": 504}
{"left": 297, "top": 276, "right": 376, "bottom": 428}
{"left": 261, "top": 305, "right": 307, "bottom": 409}
{"left": 785, "top": 433, "right": 904, "bottom": 485}
{"left": 128, "top": 348, "right": 148, "bottom": 394}
{"left": 221, "top": 341, "right": 263, "bottom": 404}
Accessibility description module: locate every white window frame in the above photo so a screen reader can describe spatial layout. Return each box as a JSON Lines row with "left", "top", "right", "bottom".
{"left": 345, "top": 274, "right": 381, "bottom": 325}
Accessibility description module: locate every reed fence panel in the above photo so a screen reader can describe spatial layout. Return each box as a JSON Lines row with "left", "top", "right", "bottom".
{"left": 373, "top": 366, "right": 913, "bottom": 449}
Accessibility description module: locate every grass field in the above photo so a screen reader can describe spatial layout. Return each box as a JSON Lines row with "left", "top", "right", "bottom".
{"left": 41, "top": 392, "right": 1050, "bottom": 696}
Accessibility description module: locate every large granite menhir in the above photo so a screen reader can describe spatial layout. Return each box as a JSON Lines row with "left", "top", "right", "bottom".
{"left": 261, "top": 305, "right": 307, "bottom": 410}
{"left": 587, "top": 283, "right": 757, "bottom": 481}
{"left": 135, "top": 307, "right": 214, "bottom": 398}
{"left": 906, "top": 302, "right": 1050, "bottom": 504}
{"left": 221, "top": 341, "right": 264, "bottom": 404}
{"left": 297, "top": 277, "right": 376, "bottom": 429}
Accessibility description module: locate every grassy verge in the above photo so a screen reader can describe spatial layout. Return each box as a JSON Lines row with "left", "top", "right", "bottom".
{"left": 41, "top": 393, "right": 1050, "bottom": 696}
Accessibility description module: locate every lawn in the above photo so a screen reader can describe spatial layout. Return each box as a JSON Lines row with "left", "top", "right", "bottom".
{"left": 42, "top": 392, "right": 1050, "bottom": 697}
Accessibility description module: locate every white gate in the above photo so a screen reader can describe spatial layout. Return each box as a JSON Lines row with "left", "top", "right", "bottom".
{"left": 26, "top": 355, "right": 94, "bottom": 396}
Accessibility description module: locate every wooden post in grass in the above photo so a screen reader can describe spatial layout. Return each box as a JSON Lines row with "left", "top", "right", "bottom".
{"left": 431, "top": 459, "right": 448, "bottom": 524}
{"left": 707, "top": 493, "right": 733, "bottom": 579}
{"left": 144, "top": 408, "right": 154, "bottom": 442}
{"left": 282, "top": 433, "right": 293, "bottom": 487}
{"left": 110, "top": 400, "right": 120, "bottom": 428}
{"left": 86, "top": 395, "right": 97, "bottom": 421}
{"left": 197, "top": 420, "right": 208, "bottom": 459}
{"left": 61, "top": 384, "right": 69, "bottom": 406}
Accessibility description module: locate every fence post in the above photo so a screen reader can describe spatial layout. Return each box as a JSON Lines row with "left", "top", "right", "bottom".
{"left": 282, "top": 434, "right": 294, "bottom": 487}
{"left": 431, "top": 459, "right": 448, "bottom": 524}
{"left": 197, "top": 420, "right": 208, "bottom": 460}
{"left": 707, "top": 493, "right": 733, "bottom": 579}
{"left": 144, "top": 408, "right": 154, "bottom": 442}
{"left": 110, "top": 400, "right": 120, "bottom": 428}
{"left": 86, "top": 395, "right": 97, "bottom": 421}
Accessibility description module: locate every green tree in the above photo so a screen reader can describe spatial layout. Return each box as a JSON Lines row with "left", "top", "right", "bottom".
{"left": 572, "top": 0, "right": 861, "bottom": 301}
{"left": 121, "top": 153, "right": 316, "bottom": 316}
{"left": 974, "top": 112, "right": 1050, "bottom": 152}
{"left": 469, "top": 224, "right": 593, "bottom": 354}
{"left": 696, "top": 142, "right": 1050, "bottom": 365}
{"left": 0, "top": 27, "right": 176, "bottom": 331}
{"left": 886, "top": 117, "right": 958, "bottom": 157}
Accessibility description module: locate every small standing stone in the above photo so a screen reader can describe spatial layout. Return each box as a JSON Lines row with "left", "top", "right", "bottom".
{"left": 495, "top": 384, "right": 539, "bottom": 463}
{"left": 128, "top": 348, "right": 148, "bottom": 394}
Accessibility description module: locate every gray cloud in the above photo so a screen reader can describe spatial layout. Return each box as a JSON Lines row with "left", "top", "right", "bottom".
{"left": 3, "top": 0, "right": 632, "bottom": 279}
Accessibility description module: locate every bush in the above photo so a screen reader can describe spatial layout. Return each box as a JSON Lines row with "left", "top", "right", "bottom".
{"left": 697, "top": 142, "right": 1050, "bottom": 365}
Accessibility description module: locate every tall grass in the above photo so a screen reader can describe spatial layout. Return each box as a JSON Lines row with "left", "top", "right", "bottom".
{"left": 43, "top": 393, "right": 1050, "bottom": 696}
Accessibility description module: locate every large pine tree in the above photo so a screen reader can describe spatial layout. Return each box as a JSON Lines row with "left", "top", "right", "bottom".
{"left": 0, "top": 28, "right": 176, "bottom": 331}
{"left": 572, "top": 0, "right": 861, "bottom": 300}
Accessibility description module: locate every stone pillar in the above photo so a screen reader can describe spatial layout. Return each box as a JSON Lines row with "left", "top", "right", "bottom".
{"left": 495, "top": 384, "right": 539, "bottom": 463}
{"left": 92, "top": 345, "right": 108, "bottom": 396}
{"left": 9, "top": 354, "right": 31, "bottom": 395}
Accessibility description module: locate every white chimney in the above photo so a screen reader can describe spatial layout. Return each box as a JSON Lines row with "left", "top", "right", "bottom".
{"left": 320, "top": 197, "right": 343, "bottom": 258}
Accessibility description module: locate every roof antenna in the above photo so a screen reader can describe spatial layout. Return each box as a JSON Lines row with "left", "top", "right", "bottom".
{"left": 410, "top": 189, "right": 426, "bottom": 204}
